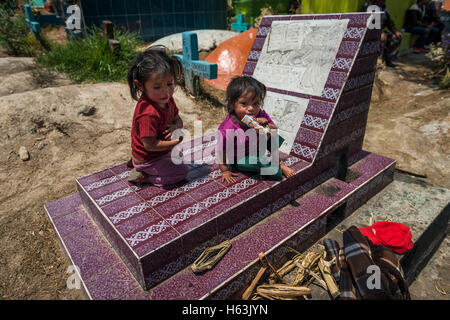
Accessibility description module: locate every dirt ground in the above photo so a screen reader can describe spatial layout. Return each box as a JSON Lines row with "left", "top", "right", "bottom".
{"left": 366, "top": 54, "right": 449, "bottom": 188}
{"left": 0, "top": 46, "right": 448, "bottom": 299}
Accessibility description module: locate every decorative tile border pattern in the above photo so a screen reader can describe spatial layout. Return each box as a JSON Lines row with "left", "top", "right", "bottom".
{"left": 321, "top": 87, "right": 340, "bottom": 101}
{"left": 332, "top": 57, "right": 352, "bottom": 71}
{"left": 96, "top": 186, "right": 136, "bottom": 206}
{"left": 343, "top": 27, "right": 365, "bottom": 40}
{"left": 144, "top": 172, "right": 219, "bottom": 207}
{"left": 301, "top": 113, "right": 328, "bottom": 132}
{"left": 256, "top": 26, "right": 270, "bottom": 37}
{"left": 126, "top": 219, "right": 172, "bottom": 247}
{"left": 110, "top": 201, "right": 150, "bottom": 224}
{"left": 291, "top": 143, "right": 317, "bottom": 161}
{"left": 248, "top": 50, "right": 261, "bottom": 61}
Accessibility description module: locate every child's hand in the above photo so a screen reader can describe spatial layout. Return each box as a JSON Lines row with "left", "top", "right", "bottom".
{"left": 255, "top": 118, "right": 268, "bottom": 127}
{"left": 162, "top": 124, "right": 178, "bottom": 140}
{"left": 161, "top": 129, "right": 172, "bottom": 140}
{"left": 221, "top": 170, "right": 239, "bottom": 184}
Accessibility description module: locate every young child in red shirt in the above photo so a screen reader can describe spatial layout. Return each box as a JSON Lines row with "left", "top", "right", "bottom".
{"left": 127, "top": 46, "right": 188, "bottom": 186}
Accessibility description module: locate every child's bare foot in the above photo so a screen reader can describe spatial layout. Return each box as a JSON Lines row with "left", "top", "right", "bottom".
{"left": 280, "top": 162, "right": 295, "bottom": 178}
{"left": 128, "top": 168, "right": 150, "bottom": 184}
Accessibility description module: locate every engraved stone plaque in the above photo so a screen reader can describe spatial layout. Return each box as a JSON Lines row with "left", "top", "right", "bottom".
{"left": 262, "top": 91, "right": 309, "bottom": 154}
{"left": 253, "top": 19, "right": 349, "bottom": 95}
{"left": 254, "top": 19, "right": 349, "bottom": 154}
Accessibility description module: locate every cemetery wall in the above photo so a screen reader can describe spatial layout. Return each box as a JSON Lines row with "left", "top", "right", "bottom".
{"left": 79, "top": 0, "right": 228, "bottom": 42}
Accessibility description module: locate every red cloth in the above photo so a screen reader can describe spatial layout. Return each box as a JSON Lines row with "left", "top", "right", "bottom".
{"left": 131, "top": 95, "right": 179, "bottom": 161}
{"left": 359, "top": 222, "right": 414, "bottom": 254}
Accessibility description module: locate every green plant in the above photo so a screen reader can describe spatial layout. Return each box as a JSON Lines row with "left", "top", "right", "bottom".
{"left": 439, "top": 67, "right": 450, "bottom": 90}
{"left": 0, "top": 3, "right": 35, "bottom": 56}
{"left": 37, "top": 26, "right": 142, "bottom": 83}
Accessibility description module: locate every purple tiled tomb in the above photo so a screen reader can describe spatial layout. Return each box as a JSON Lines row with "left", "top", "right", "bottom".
{"left": 44, "top": 13, "right": 395, "bottom": 300}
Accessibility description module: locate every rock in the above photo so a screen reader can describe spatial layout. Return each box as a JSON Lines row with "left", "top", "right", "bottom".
{"left": 78, "top": 106, "right": 96, "bottom": 117}
{"left": 19, "top": 146, "right": 30, "bottom": 161}
{"left": 0, "top": 57, "right": 35, "bottom": 75}
{"left": 37, "top": 141, "right": 47, "bottom": 150}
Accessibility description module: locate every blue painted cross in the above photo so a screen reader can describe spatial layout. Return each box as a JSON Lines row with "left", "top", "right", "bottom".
{"left": 24, "top": 4, "right": 41, "bottom": 40}
{"left": 174, "top": 32, "right": 218, "bottom": 96}
{"left": 231, "top": 14, "right": 250, "bottom": 33}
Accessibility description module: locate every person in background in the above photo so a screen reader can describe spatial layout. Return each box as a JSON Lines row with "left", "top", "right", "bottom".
{"left": 289, "top": 0, "right": 302, "bottom": 14}
{"left": 363, "top": 0, "right": 403, "bottom": 68}
{"left": 404, "top": 0, "right": 440, "bottom": 53}
{"left": 50, "top": 0, "right": 64, "bottom": 18}
{"left": 424, "top": 0, "right": 445, "bottom": 44}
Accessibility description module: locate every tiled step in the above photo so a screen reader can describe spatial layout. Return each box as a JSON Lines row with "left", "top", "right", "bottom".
{"left": 45, "top": 151, "right": 396, "bottom": 299}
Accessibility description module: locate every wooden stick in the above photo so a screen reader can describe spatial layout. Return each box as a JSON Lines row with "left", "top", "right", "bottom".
{"left": 256, "top": 284, "right": 311, "bottom": 298}
{"left": 305, "top": 269, "right": 327, "bottom": 290}
{"left": 261, "top": 253, "right": 283, "bottom": 282}
{"left": 242, "top": 252, "right": 268, "bottom": 300}
{"left": 318, "top": 258, "right": 340, "bottom": 299}
{"left": 293, "top": 252, "right": 321, "bottom": 285}
{"left": 269, "top": 254, "right": 302, "bottom": 281}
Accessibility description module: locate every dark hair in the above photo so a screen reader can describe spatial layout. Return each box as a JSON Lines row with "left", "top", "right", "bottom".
{"left": 226, "top": 76, "right": 266, "bottom": 114}
{"left": 127, "top": 45, "right": 183, "bottom": 101}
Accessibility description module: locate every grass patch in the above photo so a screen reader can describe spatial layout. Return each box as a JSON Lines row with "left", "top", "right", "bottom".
{"left": 439, "top": 67, "right": 450, "bottom": 90}
{"left": 37, "top": 26, "right": 142, "bottom": 83}
{"left": 0, "top": 3, "right": 35, "bottom": 56}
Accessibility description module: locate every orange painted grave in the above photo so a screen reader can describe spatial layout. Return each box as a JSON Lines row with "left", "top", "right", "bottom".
{"left": 203, "top": 29, "right": 258, "bottom": 91}
{"left": 444, "top": 0, "right": 450, "bottom": 11}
